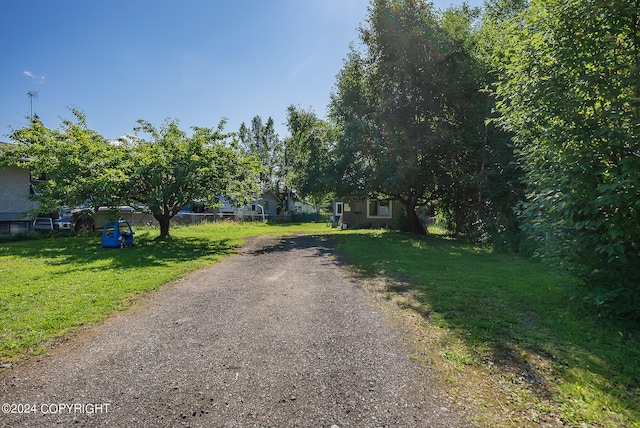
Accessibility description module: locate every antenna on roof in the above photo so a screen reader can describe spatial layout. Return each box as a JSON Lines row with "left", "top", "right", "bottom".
{"left": 27, "top": 91, "right": 38, "bottom": 121}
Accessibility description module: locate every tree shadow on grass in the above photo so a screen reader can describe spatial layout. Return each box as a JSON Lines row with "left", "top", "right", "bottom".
{"left": 0, "top": 233, "right": 239, "bottom": 274}
{"left": 0, "top": 233, "right": 242, "bottom": 361}
{"left": 330, "top": 231, "right": 640, "bottom": 425}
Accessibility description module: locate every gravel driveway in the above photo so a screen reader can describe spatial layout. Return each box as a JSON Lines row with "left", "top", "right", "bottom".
{"left": 0, "top": 235, "right": 469, "bottom": 427}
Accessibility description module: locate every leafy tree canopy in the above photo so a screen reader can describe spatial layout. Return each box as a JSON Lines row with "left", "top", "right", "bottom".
{"left": 237, "top": 115, "right": 283, "bottom": 193}
{"left": 284, "top": 105, "right": 335, "bottom": 205}
{"left": 2, "top": 110, "right": 261, "bottom": 238}
{"left": 488, "top": 0, "right": 640, "bottom": 317}
{"left": 5, "top": 109, "right": 129, "bottom": 213}
{"left": 328, "top": 0, "right": 520, "bottom": 236}
{"left": 126, "top": 118, "right": 261, "bottom": 237}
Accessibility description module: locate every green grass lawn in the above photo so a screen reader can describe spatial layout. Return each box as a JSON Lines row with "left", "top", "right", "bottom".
{"left": 0, "top": 221, "right": 331, "bottom": 360}
{"left": 334, "top": 228, "right": 640, "bottom": 427}
{"left": 1, "top": 222, "right": 638, "bottom": 426}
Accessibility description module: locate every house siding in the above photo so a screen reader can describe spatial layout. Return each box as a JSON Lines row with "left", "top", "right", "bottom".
{"left": 334, "top": 198, "right": 403, "bottom": 230}
{"left": 215, "top": 190, "right": 283, "bottom": 220}
{"left": 240, "top": 191, "right": 280, "bottom": 219}
{"left": 0, "top": 165, "right": 38, "bottom": 219}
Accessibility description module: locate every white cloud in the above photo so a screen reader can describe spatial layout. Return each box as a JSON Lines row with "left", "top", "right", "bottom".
{"left": 23, "top": 70, "right": 45, "bottom": 83}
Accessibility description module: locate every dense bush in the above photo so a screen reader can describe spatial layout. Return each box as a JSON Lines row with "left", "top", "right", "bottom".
{"left": 488, "top": 0, "right": 640, "bottom": 318}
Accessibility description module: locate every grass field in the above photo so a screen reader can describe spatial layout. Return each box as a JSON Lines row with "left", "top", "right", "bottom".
{"left": 334, "top": 228, "right": 640, "bottom": 427}
{"left": 0, "top": 222, "right": 330, "bottom": 360}
{"left": 1, "top": 222, "right": 639, "bottom": 426}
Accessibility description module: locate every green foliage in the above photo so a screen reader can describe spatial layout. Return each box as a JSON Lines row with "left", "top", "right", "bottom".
{"left": 128, "top": 119, "right": 261, "bottom": 236}
{"left": 435, "top": 3, "right": 526, "bottom": 246}
{"left": 330, "top": 0, "right": 453, "bottom": 235}
{"left": 5, "top": 109, "right": 129, "bottom": 213}
{"left": 488, "top": 0, "right": 640, "bottom": 318}
{"left": 237, "top": 115, "right": 283, "bottom": 192}
{"left": 327, "top": 0, "right": 522, "bottom": 238}
{"left": 3, "top": 112, "right": 262, "bottom": 238}
{"left": 332, "top": 1, "right": 453, "bottom": 233}
{"left": 285, "top": 105, "right": 335, "bottom": 203}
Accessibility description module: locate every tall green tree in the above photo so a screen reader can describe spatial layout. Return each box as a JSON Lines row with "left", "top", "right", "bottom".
{"left": 330, "top": 0, "right": 452, "bottom": 234}
{"left": 284, "top": 105, "right": 334, "bottom": 205}
{"left": 435, "top": 4, "right": 524, "bottom": 245}
{"left": 2, "top": 111, "right": 261, "bottom": 239}
{"left": 128, "top": 119, "right": 261, "bottom": 237}
{"left": 488, "top": 0, "right": 640, "bottom": 317}
{"left": 330, "top": 0, "right": 520, "bottom": 236}
{"left": 237, "top": 115, "right": 283, "bottom": 192}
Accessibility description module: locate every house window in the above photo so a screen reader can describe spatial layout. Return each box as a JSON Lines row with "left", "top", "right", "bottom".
{"left": 367, "top": 199, "right": 392, "bottom": 218}
{"left": 335, "top": 202, "right": 344, "bottom": 216}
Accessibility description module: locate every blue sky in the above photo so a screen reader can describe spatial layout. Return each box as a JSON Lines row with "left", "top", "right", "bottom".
{"left": 1, "top": 0, "right": 483, "bottom": 141}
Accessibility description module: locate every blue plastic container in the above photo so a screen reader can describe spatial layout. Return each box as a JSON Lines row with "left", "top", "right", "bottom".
{"left": 101, "top": 220, "right": 134, "bottom": 248}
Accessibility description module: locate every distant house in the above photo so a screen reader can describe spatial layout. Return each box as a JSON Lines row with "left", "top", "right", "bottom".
{"left": 238, "top": 189, "right": 281, "bottom": 220}
{"left": 291, "top": 195, "right": 316, "bottom": 215}
{"left": 212, "top": 196, "right": 236, "bottom": 219}
{"left": 212, "top": 190, "right": 283, "bottom": 221}
{"left": 332, "top": 197, "right": 403, "bottom": 229}
{"left": 0, "top": 142, "right": 40, "bottom": 233}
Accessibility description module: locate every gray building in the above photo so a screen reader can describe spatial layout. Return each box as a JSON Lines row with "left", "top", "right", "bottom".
{"left": 0, "top": 144, "right": 40, "bottom": 233}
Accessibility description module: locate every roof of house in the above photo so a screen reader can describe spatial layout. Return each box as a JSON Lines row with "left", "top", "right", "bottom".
{"left": 0, "top": 212, "right": 32, "bottom": 221}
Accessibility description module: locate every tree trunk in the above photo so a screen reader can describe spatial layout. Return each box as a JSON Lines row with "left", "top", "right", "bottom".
{"left": 154, "top": 213, "right": 172, "bottom": 238}
{"left": 159, "top": 219, "right": 171, "bottom": 238}
{"left": 404, "top": 201, "right": 428, "bottom": 236}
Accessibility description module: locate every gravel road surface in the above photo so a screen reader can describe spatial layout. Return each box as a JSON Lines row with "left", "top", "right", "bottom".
{"left": 0, "top": 235, "right": 469, "bottom": 427}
